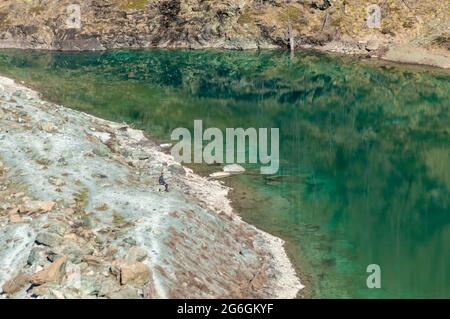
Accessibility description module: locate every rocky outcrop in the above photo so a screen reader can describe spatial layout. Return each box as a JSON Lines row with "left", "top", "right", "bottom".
{"left": 0, "top": 76, "right": 302, "bottom": 299}
{"left": 0, "top": 0, "right": 448, "bottom": 60}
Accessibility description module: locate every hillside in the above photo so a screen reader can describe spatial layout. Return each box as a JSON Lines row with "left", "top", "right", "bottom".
{"left": 0, "top": 0, "right": 448, "bottom": 67}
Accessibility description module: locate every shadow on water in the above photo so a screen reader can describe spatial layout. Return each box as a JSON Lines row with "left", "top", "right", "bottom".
{"left": 0, "top": 48, "right": 449, "bottom": 298}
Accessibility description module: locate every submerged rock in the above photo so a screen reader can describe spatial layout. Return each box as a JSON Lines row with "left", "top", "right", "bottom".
{"left": 209, "top": 171, "right": 232, "bottom": 179}
{"left": 223, "top": 164, "right": 245, "bottom": 174}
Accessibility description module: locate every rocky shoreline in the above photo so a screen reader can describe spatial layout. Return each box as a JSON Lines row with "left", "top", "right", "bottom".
{"left": 0, "top": 76, "right": 303, "bottom": 299}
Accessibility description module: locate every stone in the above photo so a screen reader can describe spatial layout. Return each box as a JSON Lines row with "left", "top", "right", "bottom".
{"left": 223, "top": 164, "right": 245, "bottom": 174}
{"left": 126, "top": 247, "right": 148, "bottom": 262}
{"left": 1, "top": 274, "right": 31, "bottom": 294}
{"left": 49, "top": 177, "right": 65, "bottom": 187}
{"left": 366, "top": 40, "right": 380, "bottom": 52}
{"left": 159, "top": 143, "right": 172, "bottom": 149}
{"left": 39, "top": 122, "right": 58, "bottom": 133}
{"left": 99, "top": 277, "right": 121, "bottom": 297}
{"left": 107, "top": 286, "right": 140, "bottom": 299}
{"left": 80, "top": 275, "right": 102, "bottom": 296}
{"left": 48, "top": 221, "right": 68, "bottom": 236}
{"left": 62, "top": 243, "right": 85, "bottom": 264}
{"left": 111, "top": 259, "right": 151, "bottom": 286}
{"left": 12, "top": 90, "right": 28, "bottom": 99}
{"left": 83, "top": 255, "right": 103, "bottom": 266}
{"left": 126, "top": 128, "right": 145, "bottom": 142}
{"left": 168, "top": 163, "right": 186, "bottom": 175}
{"left": 65, "top": 263, "right": 82, "bottom": 290}
{"left": 63, "top": 208, "right": 75, "bottom": 215}
{"left": 19, "top": 200, "right": 56, "bottom": 214}
{"left": 209, "top": 171, "right": 232, "bottom": 179}
{"left": 154, "top": 184, "right": 166, "bottom": 192}
{"left": 49, "top": 288, "right": 66, "bottom": 299}
{"left": 27, "top": 246, "right": 47, "bottom": 266}
{"left": 63, "top": 233, "right": 78, "bottom": 241}
{"left": 39, "top": 201, "right": 57, "bottom": 211}
{"left": 47, "top": 250, "right": 62, "bottom": 262}
{"left": 29, "top": 284, "right": 50, "bottom": 297}
{"left": 92, "top": 131, "right": 112, "bottom": 143}
{"left": 30, "top": 256, "right": 67, "bottom": 285}
{"left": 9, "top": 214, "right": 24, "bottom": 224}
{"left": 123, "top": 237, "right": 137, "bottom": 245}
{"left": 35, "top": 231, "right": 63, "bottom": 247}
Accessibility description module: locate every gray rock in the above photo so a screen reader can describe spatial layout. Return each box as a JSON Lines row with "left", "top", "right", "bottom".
{"left": 48, "top": 221, "right": 68, "bottom": 237}
{"left": 168, "top": 163, "right": 186, "bottom": 175}
{"left": 99, "top": 277, "right": 121, "bottom": 297}
{"left": 12, "top": 90, "right": 28, "bottom": 99}
{"left": 126, "top": 247, "right": 148, "bottom": 262}
{"left": 107, "top": 286, "right": 140, "bottom": 299}
{"left": 62, "top": 244, "right": 85, "bottom": 264}
{"left": 47, "top": 250, "right": 62, "bottom": 262}
{"left": 366, "top": 40, "right": 380, "bottom": 52}
{"left": 123, "top": 237, "right": 137, "bottom": 246}
{"left": 35, "top": 232, "right": 63, "bottom": 247}
{"left": 80, "top": 275, "right": 102, "bottom": 296}
{"left": 223, "top": 164, "right": 245, "bottom": 174}
{"left": 27, "top": 247, "right": 47, "bottom": 266}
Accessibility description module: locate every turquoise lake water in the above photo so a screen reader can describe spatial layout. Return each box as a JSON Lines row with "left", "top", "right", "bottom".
{"left": 0, "top": 49, "right": 449, "bottom": 298}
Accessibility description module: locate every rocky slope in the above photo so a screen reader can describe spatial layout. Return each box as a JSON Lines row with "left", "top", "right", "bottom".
{"left": 0, "top": 0, "right": 449, "bottom": 67}
{"left": 0, "top": 76, "right": 302, "bottom": 299}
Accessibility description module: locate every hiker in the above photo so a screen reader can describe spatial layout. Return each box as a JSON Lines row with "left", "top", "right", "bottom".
{"left": 159, "top": 172, "right": 169, "bottom": 192}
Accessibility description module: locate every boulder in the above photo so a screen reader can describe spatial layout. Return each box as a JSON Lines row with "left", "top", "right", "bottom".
{"left": 30, "top": 256, "right": 67, "bottom": 285}
{"left": 99, "top": 277, "right": 121, "bottom": 297}
{"left": 223, "top": 164, "right": 245, "bottom": 174}
{"left": 9, "top": 214, "right": 24, "bottom": 224}
{"left": 111, "top": 259, "right": 151, "bottom": 286}
{"left": 107, "top": 286, "right": 140, "bottom": 299}
{"left": 27, "top": 247, "right": 47, "bottom": 266}
{"left": 126, "top": 247, "right": 148, "bottom": 262}
{"left": 154, "top": 184, "right": 166, "bottom": 192}
{"left": 126, "top": 128, "right": 145, "bottom": 142}
{"left": 209, "top": 171, "right": 232, "bottom": 179}
{"left": 168, "top": 163, "right": 186, "bottom": 175}
{"left": 159, "top": 143, "right": 172, "bottom": 149}
{"left": 65, "top": 263, "right": 82, "bottom": 290}
{"left": 47, "top": 221, "right": 68, "bottom": 237}
{"left": 39, "top": 122, "right": 58, "bottom": 133}
{"left": 35, "top": 231, "right": 63, "bottom": 247}
{"left": 92, "top": 131, "right": 112, "bottom": 143}
{"left": 19, "top": 201, "right": 56, "bottom": 214}
{"left": 62, "top": 244, "right": 85, "bottom": 264}
{"left": 366, "top": 40, "right": 380, "bottom": 52}
{"left": 1, "top": 274, "right": 31, "bottom": 294}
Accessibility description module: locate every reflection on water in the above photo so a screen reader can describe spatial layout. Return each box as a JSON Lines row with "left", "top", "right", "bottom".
{"left": 0, "top": 49, "right": 449, "bottom": 298}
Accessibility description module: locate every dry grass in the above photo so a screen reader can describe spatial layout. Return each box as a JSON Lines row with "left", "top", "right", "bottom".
{"left": 118, "top": 0, "right": 149, "bottom": 10}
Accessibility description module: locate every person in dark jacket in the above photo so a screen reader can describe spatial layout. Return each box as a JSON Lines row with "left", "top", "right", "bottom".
{"left": 159, "top": 172, "right": 169, "bottom": 192}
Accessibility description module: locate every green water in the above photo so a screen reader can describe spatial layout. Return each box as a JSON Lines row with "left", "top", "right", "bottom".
{"left": 0, "top": 49, "right": 449, "bottom": 298}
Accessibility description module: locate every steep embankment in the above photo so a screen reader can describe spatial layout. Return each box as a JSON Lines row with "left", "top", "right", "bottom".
{"left": 0, "top": 0, "right": 449, "bottom": 67}
{"left": 0, "top": 76, "right": 302, "bottom": 299}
